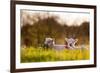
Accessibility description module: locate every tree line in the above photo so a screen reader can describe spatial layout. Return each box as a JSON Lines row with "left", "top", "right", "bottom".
{"left": 21, "top": 13, "right": 89, "bottom": 47}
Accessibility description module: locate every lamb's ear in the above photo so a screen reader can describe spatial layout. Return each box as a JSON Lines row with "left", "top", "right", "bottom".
{"left": 75, "top": 39, "right": 78, "bottom": 42}
{"left": 65, "top": 38, "right": 68, "bottom": 41}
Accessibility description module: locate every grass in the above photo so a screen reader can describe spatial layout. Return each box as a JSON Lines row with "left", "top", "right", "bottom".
{"left": 21, "top": 47, "right": 90, "bottom": 63}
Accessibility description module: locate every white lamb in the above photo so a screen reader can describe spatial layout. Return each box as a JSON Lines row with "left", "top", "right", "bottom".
{"left": 65, "top": 38, "right": 78, "bottom": 49}
{"left": 44, "top": 37, "right": 78, "bottom": 50}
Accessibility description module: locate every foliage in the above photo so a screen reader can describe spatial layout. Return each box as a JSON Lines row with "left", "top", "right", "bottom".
{"left": 21, "top": 13, "right": 90, "bottom": 47}
{"left": 21, "top": 47, "right": 90, "bottom": 63}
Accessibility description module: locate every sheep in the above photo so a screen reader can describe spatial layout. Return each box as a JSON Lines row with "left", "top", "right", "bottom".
{"left": 53, "top": 45, "right": 66, "bottom": 50}
{"left": 43, "top": 38, "right": 54, "bottom": 49}
{"left": 65, "top": 38, "right": 78, "bottom": 49}
{"left": 43, "top": 37, "right": 78, "bottom": 50}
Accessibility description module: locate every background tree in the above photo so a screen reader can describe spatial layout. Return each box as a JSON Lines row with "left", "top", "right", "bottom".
{"left": 21, "top": 12, "right": 89, "bottom": 47}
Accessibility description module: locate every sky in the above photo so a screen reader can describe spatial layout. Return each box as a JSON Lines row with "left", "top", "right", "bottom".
{"left": 21, "top": 10, "right": 90, "bottom": 26}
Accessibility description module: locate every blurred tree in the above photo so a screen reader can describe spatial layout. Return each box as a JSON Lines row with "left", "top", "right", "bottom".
{"left": 21, "top": 12, "right": 89, "bottom": 47}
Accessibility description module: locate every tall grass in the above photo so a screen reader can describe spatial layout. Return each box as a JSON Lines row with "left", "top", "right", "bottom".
{"left": 21, "top": 47, "right": 90, "bottom": 63}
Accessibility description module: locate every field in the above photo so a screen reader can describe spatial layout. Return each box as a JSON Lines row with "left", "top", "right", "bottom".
{"left": 21, "top": 47, "right": 90, "bottom": 63}
{"left": 20, "top": 11, "right": 90, "bottom": 63}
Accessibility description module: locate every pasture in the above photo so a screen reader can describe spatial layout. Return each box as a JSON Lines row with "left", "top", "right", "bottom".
{"left": 21, "top": 47, "right": 90, "bottom": 63}
{"left": 20, "top": 10, "right": 90, "bottom": 63}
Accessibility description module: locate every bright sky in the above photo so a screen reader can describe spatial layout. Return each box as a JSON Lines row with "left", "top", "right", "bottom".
{"left": 21, "top": 10, "right": 90, "bottom": 26}
{"left": 49, "top": 11, "right": 89, "bottom": 26}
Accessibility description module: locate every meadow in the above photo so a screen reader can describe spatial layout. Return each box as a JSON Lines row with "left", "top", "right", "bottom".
{"left": 21, "top": 47, "right": 90, "bottom": 63}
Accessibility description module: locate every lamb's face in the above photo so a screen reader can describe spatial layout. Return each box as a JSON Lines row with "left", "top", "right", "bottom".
{"left": 45, "top": 38, "right": 53, "bottom": 44}
{"left": 67, "top": 38, "right": 78, "bottom": 44}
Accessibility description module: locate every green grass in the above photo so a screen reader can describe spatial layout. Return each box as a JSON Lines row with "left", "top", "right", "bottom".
{"left": 21, "top": 47, "right": 90, "bottom": 63}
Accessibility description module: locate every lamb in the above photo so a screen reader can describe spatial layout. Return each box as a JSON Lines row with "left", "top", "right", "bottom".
{"left": 65, "top": 38, "right": 78, "bottom": 49}
{"left": 44, "top": 37, "right": 78, "bottom": 50}
{"left": 53, "top": 44, "right": 66, "bottom": 50}
{"left": 44, "top": 38, "right": 54, "bottom": 49}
